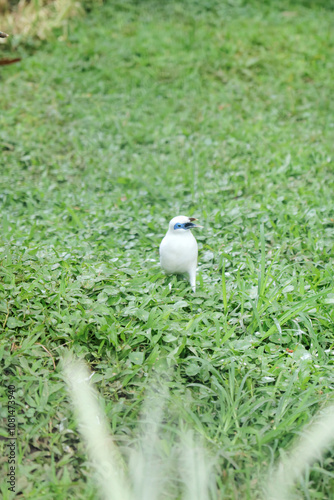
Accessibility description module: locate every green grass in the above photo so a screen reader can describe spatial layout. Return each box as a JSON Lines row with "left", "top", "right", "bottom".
{"left": 1, "top": 0, "right": 334, "bottom": 498}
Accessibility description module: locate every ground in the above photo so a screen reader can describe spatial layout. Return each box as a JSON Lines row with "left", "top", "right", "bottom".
{"left": 0, "top": 0, "right": 334, "bottom": 498}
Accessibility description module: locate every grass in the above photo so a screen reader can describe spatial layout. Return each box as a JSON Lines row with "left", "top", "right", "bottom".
{"left": 1, "top": 0, "right": 334, "bottom": 498}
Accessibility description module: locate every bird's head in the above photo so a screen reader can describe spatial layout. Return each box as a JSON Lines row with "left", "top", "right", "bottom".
{"left": 168, "top": 215, "right": 202, "bottom": 232}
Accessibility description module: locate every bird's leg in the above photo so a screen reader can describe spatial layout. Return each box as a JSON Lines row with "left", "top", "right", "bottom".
{"left": 189, "top": 270, "right": 196, "bottom": 293}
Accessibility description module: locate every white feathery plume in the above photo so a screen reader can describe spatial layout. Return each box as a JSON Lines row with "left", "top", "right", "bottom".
{"left": 128, "top": 385, "right": 169, "bottom": 500}
{"left": 63, "top": 356, "right": 214, "bottom": 500}
{"left": 63, "top": 356, "right": 334, "bottom": 500}
{"left": 179, "top": 430, "right": 214, "bottom": 500}
{"left": 63, "top": 356, "right": 130, "bottom": 500}
{"left": 266, "top": 403, "right": 334, "bottom": 500}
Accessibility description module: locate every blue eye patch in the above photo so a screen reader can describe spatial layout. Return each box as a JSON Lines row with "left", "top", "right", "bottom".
{"left": 174, "top": 222, "right": 195, "bottom": 230}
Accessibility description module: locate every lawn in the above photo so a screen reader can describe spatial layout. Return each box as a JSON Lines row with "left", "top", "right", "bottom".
{"left": 1, "top": 0, "right": 334, "bottom": 498}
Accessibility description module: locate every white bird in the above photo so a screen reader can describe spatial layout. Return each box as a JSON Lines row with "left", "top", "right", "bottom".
{"left": 159, "top": 215, "right": 201, "bottom": 292}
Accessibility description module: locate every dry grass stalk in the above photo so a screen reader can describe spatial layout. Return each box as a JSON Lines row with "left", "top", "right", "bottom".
{"left": 0, "top": 0, "right": 84, "bottom": 40}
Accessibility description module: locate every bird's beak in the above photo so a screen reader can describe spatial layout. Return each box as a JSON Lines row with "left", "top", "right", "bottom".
{"left": 188, "top": 218, "right": 203, "bottom": 228}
